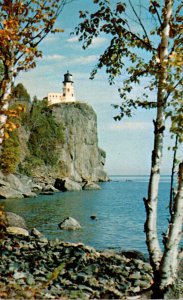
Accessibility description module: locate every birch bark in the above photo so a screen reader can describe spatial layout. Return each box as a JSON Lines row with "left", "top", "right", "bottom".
{"left": 0, "top": 55, "right": 15, "bottom": 146}
{"left": 144, "top": 0, "right": 173, "bottom": 272}
{"left": 158, "top": 162, "right": 183, "bottom": 298}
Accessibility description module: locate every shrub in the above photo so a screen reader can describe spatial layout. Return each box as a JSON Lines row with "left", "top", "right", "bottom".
{"left": 0, "top": 130, "right": 20, "bottom": 174}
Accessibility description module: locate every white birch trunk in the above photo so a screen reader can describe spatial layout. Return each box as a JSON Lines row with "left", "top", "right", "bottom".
{"left": 0, "top": 81, "right": 12, "bottom": 144}
{"left": 0, "top": 62, "right": 15, "bottom": 145}
{"left": 159, "top": 162, "right": 183, "bottom": 294}
{"left": 144, "top": 0, "right": 173, "bottom": 272}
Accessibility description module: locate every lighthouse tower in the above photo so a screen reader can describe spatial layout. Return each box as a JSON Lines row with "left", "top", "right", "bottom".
{"left": 47, "top": 71, "right": 76, "bottom": 105}
{"left": 62, "top": 71, "right": 75, "bottom": 102}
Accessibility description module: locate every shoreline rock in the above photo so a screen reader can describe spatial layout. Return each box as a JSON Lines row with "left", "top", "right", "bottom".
{"left": 0, "top": 171, "right": 105, "bottom": 199}
{"left": 0, "top": 229, "right": 182, "bottom": 299}
{"left": 59, "top": 217, "right": 82, "bottom": 230}
{"left": 0, "top": 233, "right": 154, "bottom": 299}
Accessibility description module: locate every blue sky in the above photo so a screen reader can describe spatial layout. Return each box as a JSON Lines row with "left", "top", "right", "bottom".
{"left": 16, "top": 0, "right": 179, "bottom": 175}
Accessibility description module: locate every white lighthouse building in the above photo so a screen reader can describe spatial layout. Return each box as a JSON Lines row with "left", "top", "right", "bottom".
{"left": 48, "top": 71, "right": 76, "bottom": 106}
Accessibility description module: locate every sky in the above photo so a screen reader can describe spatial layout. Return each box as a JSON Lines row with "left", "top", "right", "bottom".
{"left": 16, "top": 0, "right": 179, "bottom": 175}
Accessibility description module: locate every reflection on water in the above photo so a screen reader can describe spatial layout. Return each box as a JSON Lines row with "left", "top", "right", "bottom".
{"left": 1, "top": 177, "right": 172, "bottom": 253}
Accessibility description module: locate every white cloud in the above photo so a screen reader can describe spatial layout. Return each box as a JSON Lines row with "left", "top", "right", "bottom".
{"left": 71, "top": 55, "right": 98, "bottom": 65}
{"left": 111, "top": 121, "right": 152, "bottom": 131}
{"left": 41, "top": 34, "right": 60, "bottom": 44}
{"left": 43, "top": 54, "right": 65, "bottom": 61}
{"left": 90, "top": 37, "right": 108, "bottom": 48}
{"left": 42, "top": 53, "right": 97, "bottom": 65}
{"left": 67, "top": 36, "right": 79, "bottom": 43}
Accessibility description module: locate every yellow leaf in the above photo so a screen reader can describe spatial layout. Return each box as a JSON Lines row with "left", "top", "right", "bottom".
{"left": 4, "top": 132, "right": 9, "bottom": 139}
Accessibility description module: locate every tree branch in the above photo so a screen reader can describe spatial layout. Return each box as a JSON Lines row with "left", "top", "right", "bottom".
{"left": 152, "top": 2, "right": 162, "bottom": 26}
{"left": 128, "top": 0, "right": 151, "bottom": 45}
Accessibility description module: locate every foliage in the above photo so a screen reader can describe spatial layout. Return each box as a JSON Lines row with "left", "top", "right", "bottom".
{"left": 18, "top": 155, "right": 43, "bottom": 177}
{"left": 0, "top": 0, "right": 71, "bottom": 143}
{"left": 21, "top": 99, "right": 65, "bottom": 173}
{"left": 0, "top": 127, "right": 20, "bottom": 174}
{"left": 75, "top": 0, "right": 182, "bottom": 119}
{"left": 11, "top": 83, "right": 31, "bottom": 104}
{"left": 75, "top": 0, "right": 183, "bottom": 297}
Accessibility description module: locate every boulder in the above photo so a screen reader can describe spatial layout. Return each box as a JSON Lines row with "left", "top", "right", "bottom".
{"left": 54, "top": 178, "right": 82, "bottom": 192}
{"left": 31, "top": 228, "right": 43, "bottom": 237}
{"left": 5, "top": 174, "right": 37, "bottom": 197}
{"left": 83, "top": 182, "right": 101, "bottom": 190}
{"left": 43, "top": 184, "right": 59, "bottom": 193}
{"left": 5, "top": 212, "right": 27, "bottom": 229}
{"left": 0, "top": 172, "right": 37, "bottom": 199}
{"left": 6, "top": 226, "right": 29, "bottom": 236}
{"left": 0, "top": 186, "right": 24, "bottom": 199}
{"left": 120, "top": 250, "right": 148, "bottom": 262}
{"left": 90, "top": 215, "right": 97, "bottom": 220}
{"left": 59, "top": 217, "right": 81, "bottom": 230}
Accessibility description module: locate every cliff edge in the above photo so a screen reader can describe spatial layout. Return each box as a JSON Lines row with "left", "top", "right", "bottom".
{"left": 19, "top": 101, "right": 109, "bottom": 187}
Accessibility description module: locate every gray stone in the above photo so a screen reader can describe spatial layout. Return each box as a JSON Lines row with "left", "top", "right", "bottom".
{"left": 31, "top": 183, "right": 43, "bottom": 192}
{"left": 83, "top": 182, "right": 101, "bottom": 190}
{"left": 0, "top": 173, "right": 37, "bottom": 199}
{"left": 5, "top": 212, "right": 27, "bottom": 229}
{"left": 64, "top": 178, "right": 82, "bottom": 191}
{"left": 43, "top": 184, "right": 59, "bottom": 193}
{"left": 26, "top": 275, "right": 35, "bottom": 285}
{"left": 55, "top": 178, "right": 82, "bottom": 192}
{"left": 59, "top": 217, "right": 81, "bottom": 230}
{"left": 5, "top": 173, "right": 31, "bottom": 194}
{"left": 0, "top": 178, "right": 10, "bottom": 187}
{"left": 129, "top": 272, "right": 141, "bottom": 280}
{"left": 13, "top": 271, "right": 27, "bottom": 280}
{"left": 31, "top": 228, "right": 43, "bottom": 237}
{"left": 6, "top": 226, "right": 29, "bottom": 236}
{"left": 0, "top": 186, "right": 24, "bottom": 199}
{"left": 38, "top": 236, "right": 48, "bottom": 244}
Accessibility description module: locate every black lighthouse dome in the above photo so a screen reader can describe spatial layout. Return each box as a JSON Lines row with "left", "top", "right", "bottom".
{"left": 64, "top": 71, "right": 73, "bottom": 83}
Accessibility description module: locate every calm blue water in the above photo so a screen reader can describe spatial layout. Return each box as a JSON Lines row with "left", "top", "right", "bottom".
{"left": 1, "top": 175, "right": 175, "bottom": 254}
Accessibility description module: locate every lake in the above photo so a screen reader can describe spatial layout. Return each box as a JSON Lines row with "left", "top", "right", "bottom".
{"left": 1, "top": 175, "right": 174, "bottom": 254}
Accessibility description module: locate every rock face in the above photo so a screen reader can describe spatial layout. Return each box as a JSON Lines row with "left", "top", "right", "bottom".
{"left": 0, "top": 172, "right": 37, "bottom": 199}
{"left": 0, "top": 102, "right": 108, "bottom": 198}
{"left": 44, "top": 102, "right": 108, "bottom": 183}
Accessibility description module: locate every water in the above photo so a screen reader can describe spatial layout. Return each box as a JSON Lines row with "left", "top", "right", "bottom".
{"left": 1, "top": 175, "right": 174, "bottom": 254}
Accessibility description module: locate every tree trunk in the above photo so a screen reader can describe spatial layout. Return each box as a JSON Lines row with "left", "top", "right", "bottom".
{"left": 0, "top": 64, "right": 15, "bottom": 146}
{"left": 169, "top": 135, "right": 178, "bottom": 216}
{"left": 159, "top": 162, "right": 183, "bottom": 299}
{"left": 152, "top": 163, "right": 183, "bottom": 299}
{"left": 144, "top": 0, "right": 174, "bottom": 290}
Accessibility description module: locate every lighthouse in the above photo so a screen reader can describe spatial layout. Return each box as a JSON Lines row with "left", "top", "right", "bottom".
{"left": 48, "top": 71, "right": 76, "bottom": 105}
{"left": 62, "top": 71, "right": 75, "bottom": 102}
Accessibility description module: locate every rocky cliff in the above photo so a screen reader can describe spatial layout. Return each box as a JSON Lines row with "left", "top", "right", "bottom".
{"left": 20, "top": 101, "right": 108, "bottom": 186}
{"left": 51, "top": 102, "right": 108, "bottom": 182}
{"left": 0, "top": 101, "right": 108, "bottom": 198}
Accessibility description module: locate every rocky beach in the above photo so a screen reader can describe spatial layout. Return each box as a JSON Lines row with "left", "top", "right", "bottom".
{"left": 1, "top": 209, "right": 183, "bottom": 300}
{"left": 0, "top": 232, "right": 154, "bottom": 299}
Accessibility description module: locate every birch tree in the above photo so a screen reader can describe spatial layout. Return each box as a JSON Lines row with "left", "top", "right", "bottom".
{"left": 0, "top": 0, "right": 72, "bottom": 144}
{"left": 75, "top": 0, "right": 183, "bottom": 298}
